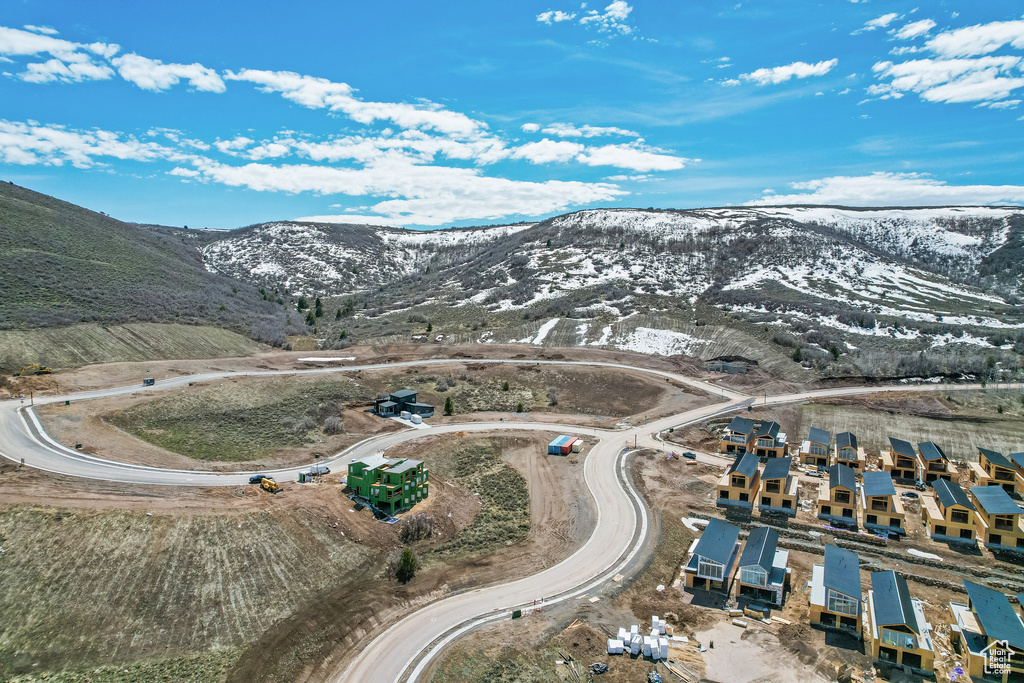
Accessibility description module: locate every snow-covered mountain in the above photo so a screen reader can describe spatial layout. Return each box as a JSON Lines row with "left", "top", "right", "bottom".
{"left": 201, "top": 206, "right": 1024, "bottom": 377}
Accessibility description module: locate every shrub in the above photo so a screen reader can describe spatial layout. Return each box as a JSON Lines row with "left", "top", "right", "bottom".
{"left": 323, "top": 416, "right": 344, "bottom": 435}
{"left": 399, "top": 514, "right": 433, "bottom": 543}
{"left": 546, "top": 387, "right": 559, "bottom": 406}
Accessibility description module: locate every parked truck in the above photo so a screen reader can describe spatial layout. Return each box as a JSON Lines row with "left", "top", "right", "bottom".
{"left": 142, "top": 378, "right": 155, "bottom": 386}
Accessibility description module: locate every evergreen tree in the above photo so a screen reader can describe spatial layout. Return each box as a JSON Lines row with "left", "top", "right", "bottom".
{"left": 335, "top": 308, "right": 342, "bottom": 320}
{"left": 426, "top": 322, "right": 433, "bottom": 333}
{"left": 444, "top": 396, "right": 454, "bottom": 416}
{"left": 792, "top": 347, "right": 803, "bottom": 362}
{"left": 396, "top": 547, "right": 418, "bottom": 583}
{"left": 305, "top": 311, "right": 316, "bottom": 326}
{"left": 314, "top": 297, "right": 323, "bottom": 317}
{"left": 297, "top": 295, "right": 309, "bottom": 311}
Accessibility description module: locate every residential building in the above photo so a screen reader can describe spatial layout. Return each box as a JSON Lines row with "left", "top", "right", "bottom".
{"left": 799, "top": 427, "right": 831, "bottom": 469}
{"left": 719, "top": 416, "right": 757, "bottom": 455}
{"left": 346, "top": 452, "right": 429, "bottom": 515}
{"left": 735, "top": 526, "right": 790, "bottom": 606}
{"left": 917, "top": 441, "right": 954, "bottom": 484}
{"left": 921, "top": 479, "right": 977, "bottom": 545}
{"left": 809, "top": 544, "right": 862, "bottom": 634}
{"left": 970, "top": 448, "right": 1020, "bottom": 496}
{"left": 833, "top": 431, "right": 865, "bottom": 471}
{"left": 373, "top": 389, "right": 434, "bottom": 418}
{"left": 882, "top": 437, "right": 918, "bottom": 482}
{"left": 683, "top": 518, "right": 741, "bottom": 592}
{"left": 948, "top": 580, "right": 1024, "bottom": 682}
{"left": 970, "top": 485, "right": 1024, "bottom": 554}
{"left": 752, "top": 421, "right": 787, "bottom": 458}
{"left": 758, "top": 456, "right": 798, "bottom": 517}
{"left": 860, "top": 470, "right": 906, "bottom": 536}
{"left": 866, "top": 571, "right": 934, "bottom": 674}
{"left": 716, "top": 452, "right": 761, "bottom": 510}
{"left": 817, "top": 464, "right": 858, "bottom": 528}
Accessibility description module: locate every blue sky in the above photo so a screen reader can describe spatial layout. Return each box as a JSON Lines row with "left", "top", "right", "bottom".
{"left": 2, "top": 0, "right": 1024, "bottom": 229}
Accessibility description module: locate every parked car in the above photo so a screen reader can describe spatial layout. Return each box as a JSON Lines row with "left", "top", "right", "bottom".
{"left": 806, "top": 469, "right": 824, "bottom": 478}
{"left": 900, "top": 491, "right": 919, "bottom": 499}
{"left": 682, "top": 452, "right": 697, "bottom": 459}
{"left": 248, "top": 475, "right": 266, "bottom": 485}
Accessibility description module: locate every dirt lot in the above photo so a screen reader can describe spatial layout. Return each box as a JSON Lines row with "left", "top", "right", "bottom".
{"left": 0, "top": 431, "right": 596, "bottom": 682}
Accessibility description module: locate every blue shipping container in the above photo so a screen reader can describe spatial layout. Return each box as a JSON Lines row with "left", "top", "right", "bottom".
{"left": 548, "top": 435, "right": 571, "bottom": 454}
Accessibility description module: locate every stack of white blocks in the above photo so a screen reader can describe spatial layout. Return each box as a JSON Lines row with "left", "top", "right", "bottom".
{"left": 606, "top": 616, "right": 668, "bottom": 659}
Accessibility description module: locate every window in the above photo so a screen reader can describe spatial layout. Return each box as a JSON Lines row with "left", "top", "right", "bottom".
{"left": 810, "top": 443, "right": 826, "bottom": 457}
{"left": 935, "top": 525, "right": 947, "bottom": 536}
{"left": 762, "top": 497, "right": 772, "bottom": 506}
{"left": 765, "top": 481, "right": 781, "bottom": 493}
{"left": 719, "top": 490, "right": 729, "bottom": 499}
{"left": 826, "top": 589, "right": 859, "bottom": 616}
{"left": 835, "top": 491, "right": 851, "bottom": 504}
{"left": 842, "top": 508, "right": 854, "bottom": 518}
{"left": 960, "top": 528, "right": 973, "bottom": 539}
{"left": 698, "top": 558, "right": 724, "bottom": 581}
{"left": 732, "top": 475, "right": 746, "bottom": 488}
{"left": 740, "top": 567, "right": 766, "bottom": 587}
{"left": 994, "top": 515, "right": 1015, "bottom": 531}
{"left": 821, "top": 505, "right": 832, "bottom": 515}
{"left": 881, "top": 628, "right": 916, "bottom": 650}
{"left": 866, "top": 515, "right": 877, "bottom": 525}
{"left": 783, "top": 500, "right": 792, "bottom": 508}
{"left": 950, "top": 510, "right": 969, "bottom": 525}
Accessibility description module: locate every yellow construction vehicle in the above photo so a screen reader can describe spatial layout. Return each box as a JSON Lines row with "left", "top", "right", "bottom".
{"left": 260, "top": 477, "right": 282, "bottom": 494}
{"left": 17, "top": 365, "right": 52, "bottom": 376}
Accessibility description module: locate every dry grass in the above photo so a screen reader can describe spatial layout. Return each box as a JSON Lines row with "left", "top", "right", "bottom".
{"left": 0, "top": 506, "right": 373, "bottom": 677}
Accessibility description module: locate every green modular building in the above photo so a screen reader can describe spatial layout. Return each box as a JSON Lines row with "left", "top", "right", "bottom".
{"left": 347, "top": 452, "right": 429, "bottom": 514}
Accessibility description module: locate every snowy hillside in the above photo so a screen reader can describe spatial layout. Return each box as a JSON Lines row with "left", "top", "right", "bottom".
{"left": 200, "top": 206, "right": 1024, "bottom": 376}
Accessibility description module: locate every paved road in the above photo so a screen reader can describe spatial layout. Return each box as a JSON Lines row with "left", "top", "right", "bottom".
{"left": 0, "top": 358, "right": 1017, "bottom": 682}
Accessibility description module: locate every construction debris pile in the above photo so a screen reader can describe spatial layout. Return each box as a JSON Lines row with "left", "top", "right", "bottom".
{"left": 607, "top": 615, "right": 670, "bottom": 660}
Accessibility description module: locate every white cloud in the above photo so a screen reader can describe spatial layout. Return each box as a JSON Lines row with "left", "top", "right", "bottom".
{"left": 520, "top": 123, "right": 541, "bottom": 133}
{"left": 853, "top": 12, "right": 901, "bottom": 34}
{"left": 749, "top": 171, "right": 1024, "bottom": 206}
{"left": 539, "top": 122, "right": 639, "bottom": 137}
{"left": 870, "top": 56, "right": 1024, "bottom": 104}
{"left": 0, "top": 119, "right": 179, "bottom": 168}
{"left": 511, "top": 138, "right": 584, "bottom": 164}
{"left": 214, "top": 135, "right": 255, "bottom": 154}
{"left": 23, "top": 25, "right": 58, "bottom": 36}
{"left": 537, "top": 10, "right": 577, "bottom": 24}
{"left": 225, "top": 69, "right": 486, "bottom": 138}
{"left": 183, "top": 156, "right": 626, "bottom": 225}
{"left": 925, "top": 19, "right": 1024, "bottom": 58}
{"left": 169, "top": 166, "right": 201, "bottom": 178}
{"left": 579, "top": 1, "right": 635, "bottom": 35}
{"left": 892, "top": 19, "right": 937, "bottom": 41}
{"left": 22, "top": 57, "right": 113, "bottom": 83}
{"left": 741, "top": 58, "right": 838, "bottom": 85}
{"left": 292, "top": 213, "right": 405, "bottom": 227}
{"left": 576, "top": 143, "right": 692, "bottom": 171}
{"left": 721, "top": 78, "right": 741, "bottom": 86}
{"left": 111, "top": 53, "right": 225, "bottom": 92}
{"left": 0, "top": 25, "right": 118, "bottom": 83}
{"left": 538, "top": 1, "right": 639, "bottom": 38}
{"left": 981, "top": 98, "right": 1021, "bottom": 109}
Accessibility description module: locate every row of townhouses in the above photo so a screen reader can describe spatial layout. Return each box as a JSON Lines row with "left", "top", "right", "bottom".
{"left": 686, "top": 519, "right": 1024, "bottom": 679}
